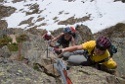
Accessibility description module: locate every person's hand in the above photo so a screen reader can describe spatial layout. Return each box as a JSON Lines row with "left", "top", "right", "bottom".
{"left": 54, "top": 48, "right": 62, "bottom": 55}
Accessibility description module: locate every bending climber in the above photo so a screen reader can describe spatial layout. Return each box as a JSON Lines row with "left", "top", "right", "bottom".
{"left": 42, "top": 31, "right": 54, "bottom": 41}
{"left": 52, "top": 27, "right": 75, "bottom": 48}
{"left": 55, "top": 36, "right": 117, "bottom": 73}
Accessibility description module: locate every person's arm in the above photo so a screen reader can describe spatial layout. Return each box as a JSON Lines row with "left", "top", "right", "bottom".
{"left": 42, "top": 33, "right": 46, "bottom": 38}
{"left": 71, "top": 36, "right": 75, "bottom": 46}
{"left": 62, "top": 44, "right": 83, "bottom": 52}
{"left": 42, "top": 30, "right": 48, "bottom": 38}
{"left": 51, "top": 34, "right": 55, "bottom": 39}
{"left": 52, "top": 33, "right": 64, "bottom": 42}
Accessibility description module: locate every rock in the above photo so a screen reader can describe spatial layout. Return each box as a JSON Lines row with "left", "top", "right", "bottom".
{"left": 0, "top": 20, "right": 8, "bottom": 30}
{"left": 44, "top": 64, "right": 60, "bottom": 77}
{"left": 0, "top": 46, "right": 11, "bottom": 58}
{"left": 0, "top": 5, "right": 16, "bottom": 19}
{"left": 9, "top": 34, "right": 17, "bottom": 43}
{"left": 0, "top": 59, "right": 56, "bottom": 84}
{"left": 68, "top": 66, "right": 125, "bottom": 84}
{"left": 76, "top": 24, "right": 93, "bottom": 42}
{"left": 0, "top": 24, "right": 125, "bottom": 84}
{"left": 0, "top": 20, "right": 8, "bottom": 38}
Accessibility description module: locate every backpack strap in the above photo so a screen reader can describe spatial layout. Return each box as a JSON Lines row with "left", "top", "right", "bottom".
{"left": 95, "top": 57, "right": 111, "bottom": 63}
{"left": 83, "top": 49, "right": 94, "bottom": 62}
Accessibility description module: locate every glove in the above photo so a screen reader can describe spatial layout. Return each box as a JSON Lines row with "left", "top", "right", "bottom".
{"left": 54, "top": 48, "right": 62, "bottom": 55}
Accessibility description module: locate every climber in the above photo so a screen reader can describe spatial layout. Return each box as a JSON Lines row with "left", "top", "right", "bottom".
{"left": 54, "top": 36, "right": 117, "bottom": 73}
{"left": 42, "top": 31, "right": 54, "bottom": 41}
{"left": 51, "top": 27, "right": 75, "bottom": 48}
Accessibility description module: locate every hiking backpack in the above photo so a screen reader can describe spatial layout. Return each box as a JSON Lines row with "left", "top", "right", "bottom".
{"left": 108, "top": 44, "right": 117, "bottom": 57}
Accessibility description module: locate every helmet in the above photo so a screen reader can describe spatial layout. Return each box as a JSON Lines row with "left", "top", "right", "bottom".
{"left": 70, "top": 26, "right": 76, "bottom": 33}
{"left": 47, "top": 31, "right": 51, "bottom": 36}
{"left": 63, "top": 27, "right": 71, "bottom": 33}
{"left": 96, "top": 36, "right": 111, "bottom": 50}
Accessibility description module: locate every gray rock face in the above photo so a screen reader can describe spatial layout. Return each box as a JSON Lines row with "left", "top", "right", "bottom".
{"left": 0, "top": 20, "right": 8, "bottom": 38}
{"left": 68, "top": 66, "right": 125, "bottom": 84}
{"left": 0, "top": 25, "right": 125, "bottom": 84}
{"left": 0, "top": 59, "right": 56, "bottom": 84}
{"left": 0, "top": 46, "right": 11, "bottom": 58}
{"left": 0, "top": 20, "right": 8, "bottom": 30}
{"left": 0, "top": 3, "right": 125, "bottom": 83}
{"left": 75, "top": 24, "right": 94, "bottom": 42}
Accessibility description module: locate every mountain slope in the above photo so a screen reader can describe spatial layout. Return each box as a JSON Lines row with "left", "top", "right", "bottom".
{"left": 1, "top": 0, "right": 125, "bottom": 33}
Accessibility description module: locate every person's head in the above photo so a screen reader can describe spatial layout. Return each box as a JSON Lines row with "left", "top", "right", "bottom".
{"left": 63, "top": 27, "right": 72, "bottom": 39}
{"left": 44, "top": 31, "right": 51, "bottom": 40}
{"left": 63, "top": 27, "right": 72, "bottom": 34}
{"left": 94, "top": 36, "right": 111, "bottom": 55}
{"left": 47, "top": 31, "right": 51, "bottom": 36}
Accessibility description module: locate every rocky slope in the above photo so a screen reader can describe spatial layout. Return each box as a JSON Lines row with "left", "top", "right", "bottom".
{"left": 0, "top": 58, "right": 56, "bottom": 84}
{"left": 0, "top": 24, "right": 125, "bottom": 84}
{"left": 0, "top": 1, "right": 125, "bottom": 84}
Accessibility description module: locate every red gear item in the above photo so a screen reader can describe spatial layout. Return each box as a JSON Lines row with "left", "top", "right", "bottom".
{"left": 70, "top": 27, "right": 76, "bottom": 33}
{"left": 44, "top": 33, "right": 52, "bottom": 40}
{"left": 63, "top": 69, "right": 73, "bottom": 84}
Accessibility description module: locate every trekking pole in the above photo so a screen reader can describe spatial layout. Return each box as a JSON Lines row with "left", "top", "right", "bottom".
{"left": 43, "top": 40, "right": 51, "bottom": 58}
{"left": 43, "top": 40, "right": 55, "bottom": 75}
{"left": 48, "top": 45, "right": 73, "bottom": 84}
{"left": 46, "top": 40, "right": 50, "bottom": 58}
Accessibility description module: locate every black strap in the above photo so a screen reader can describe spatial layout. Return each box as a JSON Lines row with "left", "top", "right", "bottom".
{"left": 95, "top": 57, "right": 111, "bottom": 63}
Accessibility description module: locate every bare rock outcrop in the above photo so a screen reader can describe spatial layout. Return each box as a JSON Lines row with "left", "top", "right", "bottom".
{"left": 0, "top": 5, "right": 16, "bottom": 19}
{"left": 0, "top": 59, "right": 56, "bottom": 84}
{"left": 0, "top": 24, "right": 125, "bottom": 84}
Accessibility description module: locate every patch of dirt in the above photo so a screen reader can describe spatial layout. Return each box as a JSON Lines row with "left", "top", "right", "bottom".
{"left": 58, "top": 14, "right": 91, "bottom": 25}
